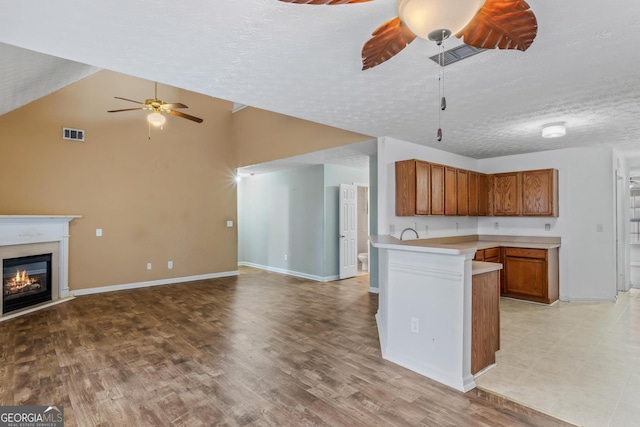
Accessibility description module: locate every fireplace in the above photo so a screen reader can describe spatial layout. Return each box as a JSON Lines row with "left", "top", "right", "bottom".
{"left": 3, "top": 253, "right": 53, "bottom": 313}
{"left": 0, "top": 215, "right": 79, "bottom": 319}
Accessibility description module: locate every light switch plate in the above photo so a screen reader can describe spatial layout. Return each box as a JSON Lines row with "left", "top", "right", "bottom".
{"left": 226, "top": 220, "right": 233, "bottom": 228}
{"left": 96, "top": 228, "right": 102, "bottom": 237}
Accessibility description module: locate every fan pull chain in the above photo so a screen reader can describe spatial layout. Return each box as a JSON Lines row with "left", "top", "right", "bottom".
{"left": 437, "top": 31, "right": 446, "bottom": 142}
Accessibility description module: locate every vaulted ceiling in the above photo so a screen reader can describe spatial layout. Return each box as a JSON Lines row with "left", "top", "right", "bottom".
{"left": 1, "top": 1, "right": 639, "bottom": 166}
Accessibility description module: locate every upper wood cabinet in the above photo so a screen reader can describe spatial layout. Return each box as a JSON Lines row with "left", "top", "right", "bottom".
{"left": 395, "top": 159, "right": 430, "bottom": 216}
{"left": 490, "top": 169, "right": 558, "bottom": 217}
{"left": 522, "top": 169, "right": 558, "bottom": 216}
{"left": 457, "top": 169, "right": 468, "bottom": 216}
{"left": 444, "top": 166, "right": 457, "bottom": 216}
{"left": 491, "top": 172, "right": 521, "bottom": 216}
{"left": 478, "top": 173, "right": 488, "bottom": 216}
{"left": 430, "top": 163, "right": 445, "bottom": 215}
{"left": 396, "top": 159, "right": 557, "bottom": 218}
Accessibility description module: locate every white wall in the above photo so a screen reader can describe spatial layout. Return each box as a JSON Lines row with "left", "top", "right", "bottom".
{"left": 478, "top": 146, "right": 617, "bottom": 301}
{"left": 376, "top": 136, "right": 618, "bottom": 302}
{"left": 239, "top": 165, "right": 325, "bottom": 278}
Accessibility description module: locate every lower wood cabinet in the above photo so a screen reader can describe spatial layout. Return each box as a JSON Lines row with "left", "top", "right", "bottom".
{"left": 472, "top": 270, "right": 500, "bottom": 375}
{"left": 502, "top": 247, "right": 559, "bottom": 304}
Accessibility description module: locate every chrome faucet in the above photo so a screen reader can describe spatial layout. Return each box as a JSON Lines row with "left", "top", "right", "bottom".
{"left": 400, "top": 227, "right": 419, "bottom": 240}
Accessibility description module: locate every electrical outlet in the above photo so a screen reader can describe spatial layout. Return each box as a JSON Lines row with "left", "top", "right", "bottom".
{"left": 494, "top": 222, "right": 499, "bottom": 230}
{"left": 456, "top": 222, "right": 459, "bottom": 232}
{"left": 284, "top": 254, "right": 288, "bottom": 261}
{"left": 425, "top": 225, "right": 428, "bottom": 234}
{"left": 96, "top": 228, "right": 102, "bottom": 237}
{"left": 168, "top": 261, "right": 173, "bottom": 269}
{"left": 597, "top": 224, "right": 604, "bottom": 232}
{"left": 147, "top": 263, "right": 152, "bottom": 270}
{"left": 545, "top": 224, "right": 551, "bottom": 231}
{"left": 411, "top": 317, "right": 419, "bottom": 333}
{"left": 389, "top": 224, "right": 395, "bottom": 233}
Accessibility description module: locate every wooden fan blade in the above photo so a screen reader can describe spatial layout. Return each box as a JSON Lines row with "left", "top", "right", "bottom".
{"left": 361, "top": 17, "right": 417, "bottom": 70}
{"left": 455, "top": 0, "right": 537, "bottom": 51}
{"left": 162, "top": 103, "right": 188, "bottom": 109}
{"left": 107, "top": 108, "right": 145, "bottom": 113}
{"left": 114, "top": 97, "right": 145, "bottom": 105}
{"left": 166, "top": 109, "right": 204, "bottom": 123}
{"left": 278, "top": 0, "right": 371, "bottom": 4}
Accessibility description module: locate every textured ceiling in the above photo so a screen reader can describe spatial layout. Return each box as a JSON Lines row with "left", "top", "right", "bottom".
{"left": 0, "top": 0, "right": 640, "bottom": 168}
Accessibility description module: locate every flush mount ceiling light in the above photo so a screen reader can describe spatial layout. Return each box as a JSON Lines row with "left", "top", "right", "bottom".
{"left": 542, "top": 123, "right": 566, "bottom": 139}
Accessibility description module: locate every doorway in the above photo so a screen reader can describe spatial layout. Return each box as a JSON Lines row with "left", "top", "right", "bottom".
{"left": 339, "top": 183, "right": 369, "bottom": 279}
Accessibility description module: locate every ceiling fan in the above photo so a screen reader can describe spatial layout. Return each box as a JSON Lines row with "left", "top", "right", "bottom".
{"left": 107, "top": 82, "right": 203, "bottom": 126}
{"left": 279, "top": 0, "right": 538, "bottom": 70}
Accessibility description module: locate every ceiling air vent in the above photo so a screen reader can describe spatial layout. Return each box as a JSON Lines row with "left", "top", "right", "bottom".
{"left": 62, "top": 127, "right": 85, "bottom": 142}
{"left": 429, "top": 44, "right": 484, "bottom": 67}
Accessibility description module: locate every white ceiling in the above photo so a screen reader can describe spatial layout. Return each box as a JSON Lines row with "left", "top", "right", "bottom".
{"left": 1, "top": 0, "right": 640, "bottom": 170}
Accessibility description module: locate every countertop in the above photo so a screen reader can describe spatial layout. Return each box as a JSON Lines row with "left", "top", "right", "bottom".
{"left": 370, "top": 235, "right": 560, "bottom": 255}
{"left": 472, "top": 261, "right": 503, "bottom": 275}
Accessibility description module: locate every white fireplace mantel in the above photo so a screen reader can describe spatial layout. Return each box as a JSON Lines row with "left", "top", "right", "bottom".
{"left": 0, "top": 215, "right": 81, "bottom": 318}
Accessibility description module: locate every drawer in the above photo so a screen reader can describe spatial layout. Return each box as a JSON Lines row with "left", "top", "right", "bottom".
{"left": 504, "top": 247, "right": 546, "bottom": 259}
{"left": 474, "top": 250, "right": 484, "bottom": 261}
{"left": 484, "top": 247, "right": 500, "bottom": 259}
{"left": 485, "top": 256, "right": 500, "bottom": 263}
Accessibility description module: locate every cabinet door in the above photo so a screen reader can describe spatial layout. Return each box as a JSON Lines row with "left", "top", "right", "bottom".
{"left": 492, "top": 172, "right": 520, "bottom": 216}
{"left": 478, "top": 173, "right": 488, "bottom": 216}
{"left": 504, "top": 256, "right": 546, "bottom": 298}
{"left": 444, "top": 166, "right": 457, "bottom": 216}
{"left": 395, "top": 160, "right": 417, "bottom": 216}
{"left": 457, "top": 169, "right": 469, "bottom": 215}
{"left": 430, "top": 163, "right": 445, "bottom": 215}
{"left": 468, "top": 171, "right": 479, "bottom": 216}
{"left": 522, "top": 169, "right": 558, "bottom": 216}
{"left": 415, "top": 161, "right": 431, "bottom": 215}
{"left": 503, "top": 248, "right": 547, "bottom": 299}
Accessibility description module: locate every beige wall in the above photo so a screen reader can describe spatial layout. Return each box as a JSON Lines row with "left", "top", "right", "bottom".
{"left": 0, "top": 71, "right": 237, "bottom": 289}
{"left": 0, "top": 69, "right": 372, "bottom": 291}
{"left": 232, "top": 106, "right": 372, "bottom": 167}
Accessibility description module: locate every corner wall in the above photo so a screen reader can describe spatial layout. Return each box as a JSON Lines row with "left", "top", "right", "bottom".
{"left": 0, "top": 70, "right": 238, "bottom": 290}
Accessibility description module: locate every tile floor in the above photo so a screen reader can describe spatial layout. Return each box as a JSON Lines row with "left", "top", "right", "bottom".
{"left": 475, "top": 288, "right": 640, "bottom": 427}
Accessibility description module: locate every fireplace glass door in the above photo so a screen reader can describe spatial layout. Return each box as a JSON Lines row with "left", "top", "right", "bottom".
{"left": 3, "top": 253, "right": 52, "bottom": 313}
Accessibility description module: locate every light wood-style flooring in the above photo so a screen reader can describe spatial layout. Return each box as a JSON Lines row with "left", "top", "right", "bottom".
{"left": 0, "top": 267, "right": 573, "bottom": 426}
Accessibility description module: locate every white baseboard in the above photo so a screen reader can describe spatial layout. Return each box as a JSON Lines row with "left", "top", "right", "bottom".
{"left": 368, "top": 287, "right": 379, "bottom": 294}
{"left": 238, "top": 262, "right": 338, "bottom": 282}
{"left": 71, "top": 271, "right": 239, "bottom": 296}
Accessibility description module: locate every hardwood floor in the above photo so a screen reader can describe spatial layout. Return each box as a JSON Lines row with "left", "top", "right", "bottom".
{"left": 0, "top": 266, "right": 573, "bottom": 426}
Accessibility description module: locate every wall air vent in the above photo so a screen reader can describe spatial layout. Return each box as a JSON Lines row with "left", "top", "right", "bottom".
{"left": 429, "top": 44, "right": 484, "bottom": 67}
{"left": 62, "top": 127, "right": 85, "bottom": 142}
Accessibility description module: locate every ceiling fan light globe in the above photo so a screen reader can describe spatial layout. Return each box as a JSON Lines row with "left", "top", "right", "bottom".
{"left": 397, "top": 0, "right": 485, "bottom": 40}
{"left": 147, "top": 112, "right": 166, "bottom": 127}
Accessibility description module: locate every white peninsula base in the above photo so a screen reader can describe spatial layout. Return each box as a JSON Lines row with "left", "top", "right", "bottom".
{"left": 372, "top": 236, "right": 477, "bottom": 392}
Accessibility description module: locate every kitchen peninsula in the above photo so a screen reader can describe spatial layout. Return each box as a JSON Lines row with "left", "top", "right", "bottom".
{"left": 370, "top": 234, "right": 560, "bottom": 392}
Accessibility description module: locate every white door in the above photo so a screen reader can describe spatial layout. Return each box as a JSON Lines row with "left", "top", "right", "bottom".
{"left": 339, "top": 183, "right": 358, "bottom": 279}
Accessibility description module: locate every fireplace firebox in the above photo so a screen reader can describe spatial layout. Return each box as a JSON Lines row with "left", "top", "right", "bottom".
{"left": 3, "top": 253, "right": 52, "bottom": 313}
